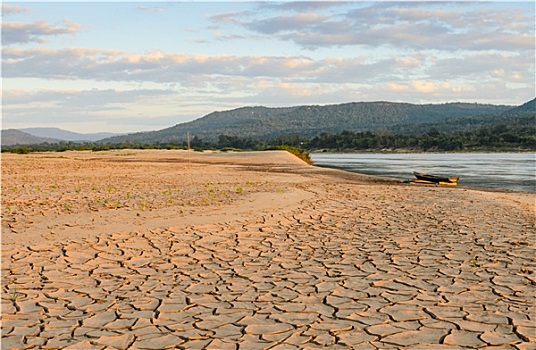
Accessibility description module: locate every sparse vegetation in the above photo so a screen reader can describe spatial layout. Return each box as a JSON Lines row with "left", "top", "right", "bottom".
{"left": 1, "top": 152, "right": 287, "bottom": 227}
{"left": 270, "top": 145, "right": 312, "bottom": 164}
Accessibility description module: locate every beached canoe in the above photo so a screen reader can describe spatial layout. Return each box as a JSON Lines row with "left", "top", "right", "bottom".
{"left": 413, "top": 172, "right": 459, "bottom": 184}
{"left": 411, "top": 179, "right": 458, "bottom": 186}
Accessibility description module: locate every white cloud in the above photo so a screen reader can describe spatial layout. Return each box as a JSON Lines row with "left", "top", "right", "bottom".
{"left": 2, "top": 88, "right": 184, "bottom": 132}
{"left": 0, "top": 47, "right": 421, "bottom": 91}
{"left": 425, "top": 52, "right": 534, "bottom": 87}
{"left": 3, "top": 46, "right": 533, "bottom": 102}
{"left": 3, "top": 88, "right": 175, "bottom": 107}
{"left": 212, "top": 2, "right": 535, "bottom": 52}
{"left": 2, "top": 20, "right": 80, "bottom": 45}
{"left": 2, "top": 4, "right": 32, "bottom": 15}
{"left": 258, "top": 2, "right": 344, "bottom": 13}
{"left": 136, "top": 6, "right": 165, "bottom": 13}
{"left": 3, "top": 48, "right": 320, "bottom": 83}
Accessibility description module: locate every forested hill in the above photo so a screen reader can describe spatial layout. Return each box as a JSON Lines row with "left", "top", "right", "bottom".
{"left": 506, "top": 97, "right": 535, "bottom": 114}
{"left": 392, "top": 98, "right": 536, "bottom": 134}
{"left": 101, "top": 101, "right": 512, "bottom": 144}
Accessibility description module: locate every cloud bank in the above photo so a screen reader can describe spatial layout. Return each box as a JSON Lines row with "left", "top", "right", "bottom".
{"left": 211, "top": 2, "right": 534, "bottom": 52}
{"left": 2, "top": 2, "right": 534, "bottom": 133}
{"left": 2, "top": 20, "right": 79, "bottom": 45}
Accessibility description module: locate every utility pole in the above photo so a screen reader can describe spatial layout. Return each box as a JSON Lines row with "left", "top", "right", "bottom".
{"left": 187, "top": 132, "right": 191, "bottom": 166}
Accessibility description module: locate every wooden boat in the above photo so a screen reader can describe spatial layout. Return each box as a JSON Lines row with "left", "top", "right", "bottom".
{"left": 411, "top": 179, "right": 458, "bottom": 186}
{"left": 413, "top": 172, "right": 459, "bottom": 185}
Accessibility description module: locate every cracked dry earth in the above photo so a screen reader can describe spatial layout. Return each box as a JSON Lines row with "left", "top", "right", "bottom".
{"left": 1, "top": 150, "right": 535, "bottom": 349}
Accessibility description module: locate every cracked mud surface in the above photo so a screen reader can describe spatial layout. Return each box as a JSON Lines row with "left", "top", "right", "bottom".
{"left": 2, "top": 150, "right": 535, "bottom": 349}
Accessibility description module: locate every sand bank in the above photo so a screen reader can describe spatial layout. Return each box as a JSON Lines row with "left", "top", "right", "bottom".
{"left": 2, "top": 150, "right": 534, "bottom": 349}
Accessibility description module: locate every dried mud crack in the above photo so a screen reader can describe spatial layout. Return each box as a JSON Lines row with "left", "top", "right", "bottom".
{"left": 2, "top": 150, "right": 535, "bottom": 349}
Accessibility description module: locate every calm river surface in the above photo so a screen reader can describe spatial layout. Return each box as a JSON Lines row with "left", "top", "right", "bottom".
{"left": 311, "top": 153, "right": 536, "bottom": 193}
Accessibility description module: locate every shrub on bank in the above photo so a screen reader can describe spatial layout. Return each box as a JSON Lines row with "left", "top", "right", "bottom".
{"left": 270, "top": 145, "right": 312, "bottom": 164}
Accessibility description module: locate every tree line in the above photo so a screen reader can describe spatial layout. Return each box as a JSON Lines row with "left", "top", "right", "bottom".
{"left": 3, "top": 122, "right": 535, "bottom": 155}
{"left": 183, "top": 123, "right": 536, "bottom": 152}
{"left": 307, "top": 124, "right": 535, "bottom": 152}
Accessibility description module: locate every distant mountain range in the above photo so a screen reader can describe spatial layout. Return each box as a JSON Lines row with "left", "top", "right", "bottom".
{"left": 102, "top": 100, "right": 524, "bottom": 144}
{"left": 1, "top": 127, "right": 123, "bottom": 146}
{"left": 3, "top": 99, "right": 534, "bottom": 147}
{"left": 20, "top": 128, "right": 122, "bottom": 142}
{"left": 1, "top": 129, "right": 60, "bottom": 146}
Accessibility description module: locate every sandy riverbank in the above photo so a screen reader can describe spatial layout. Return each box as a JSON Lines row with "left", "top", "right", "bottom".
{"left": 2, "top": 150, "right": 535, "bottom": 349}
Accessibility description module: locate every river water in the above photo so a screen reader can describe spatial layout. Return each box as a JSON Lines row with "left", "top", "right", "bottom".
{"left": 311, "top": 153, "right": 536, "bottom": 193}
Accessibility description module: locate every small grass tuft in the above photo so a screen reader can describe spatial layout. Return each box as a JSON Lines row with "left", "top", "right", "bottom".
{"left": 10, "top": 288, "right": 18, "bottom": 302}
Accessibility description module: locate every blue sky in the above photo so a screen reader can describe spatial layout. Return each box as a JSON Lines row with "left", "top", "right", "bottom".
{"left": 2, "top": 1, "right": 535, "bottom": 133}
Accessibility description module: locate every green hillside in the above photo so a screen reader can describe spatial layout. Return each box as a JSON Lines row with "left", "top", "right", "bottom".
{"left": 393, "top": 98, "right": 535, "bottom": 134}
{"left": 308, "top": 99, "right": 535, "bottom": 151}
{"left": 102, "top": 101, "right": 512, "bottom": 144}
